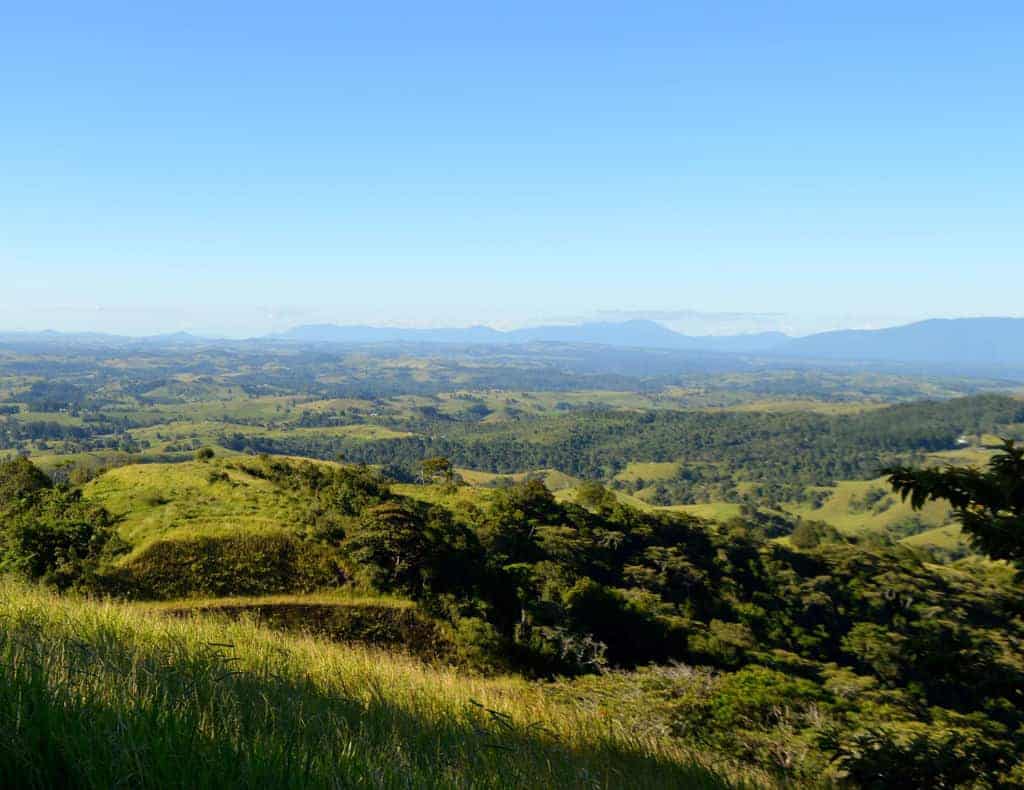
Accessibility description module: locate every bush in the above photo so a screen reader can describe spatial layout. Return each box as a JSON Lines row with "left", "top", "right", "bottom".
{"left": 0, "top": 458, "right": 123, "bottom": 591}
{"left": 821, "top": 711, "right": 1019, "bottom": 789}
{"left": 116, "top": 532, "right": 345, "bottom": 599}
{"left": 563, "top": 579, "right": 686, "bottom": 668}
{"left": 448, "top": 616, "right": 508, "bottom": 672}
{"left": 0, "top": 456, "right": 51, "bottom": 502}
{"left": 666, "top": 665, "right": 829, "bottom": 778}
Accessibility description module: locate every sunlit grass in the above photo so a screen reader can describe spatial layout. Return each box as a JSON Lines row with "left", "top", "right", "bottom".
{"left": 84, "top": 461, "right": 306, "bottom": 555}
{"left": 134, "top": 589, "right": 416, "bottom": 611}
{"left": 0, "top": 580, "right": 728, "bottom": 789}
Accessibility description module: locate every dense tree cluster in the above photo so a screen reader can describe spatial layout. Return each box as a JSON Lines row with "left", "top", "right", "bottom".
{"left": 0, "top": 457, "right": 123, "bottom": 589}
{"left": 229, "top": 395, "right": 1024, "bottom": 501}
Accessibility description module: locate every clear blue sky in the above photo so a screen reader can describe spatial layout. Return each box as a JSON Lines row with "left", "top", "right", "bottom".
{"left": 2, "top": 2, "right": 1022, "bottom": 336}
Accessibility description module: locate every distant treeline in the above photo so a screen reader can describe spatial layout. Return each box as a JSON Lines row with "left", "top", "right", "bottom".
{"left": 223, "top": 395, "right": 1024, "bottom": 488}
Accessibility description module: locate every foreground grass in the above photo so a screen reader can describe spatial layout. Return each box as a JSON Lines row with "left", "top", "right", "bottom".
{"left": 0, "top": 581, "right": 726, "bottom": 789}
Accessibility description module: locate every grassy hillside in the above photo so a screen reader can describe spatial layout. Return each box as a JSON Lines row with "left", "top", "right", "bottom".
{"left": 780, "top": 444, "right": 1005, "bottom": 555}
{"left": 84, "top": 460, "right": 308, "bottom": 555}
{"left": 613, "top": 461, "right": 681, "bottom": 483}
{"left": 787, "top": 476, "right": 954, "bottom": 534}
{"left": 0, "top": 580, "right": 725, "bottom": 789}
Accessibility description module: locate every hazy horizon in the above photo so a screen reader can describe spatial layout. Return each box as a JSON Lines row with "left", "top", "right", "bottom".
{"left": 1, "top": 308, "right": 1021, "bottom": 341}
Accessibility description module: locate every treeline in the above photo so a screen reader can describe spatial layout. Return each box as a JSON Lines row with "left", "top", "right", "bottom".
{"left": 224, "top": 395, "right": 1024, "bottom": 494}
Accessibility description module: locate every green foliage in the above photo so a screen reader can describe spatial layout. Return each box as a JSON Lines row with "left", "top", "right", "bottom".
{"left": 575, "top": 480, "right": 618, "bottom": 510}
{"left": 266, "top": 394, "right": 1024, "bottom": 498}
{"left": 479, "top": 478, "right": 560, "bottom": 566}
{"left": 790, "top": 519, "right": 846, "bottom": 549}
{"left": 0, "top": 457, "right": 122, "bottom": 590}
{"left": 820, "top": 707, "right": 1021, "bottom": 789}
{"left": 446, "top": 616, "right": 508, "bottom": 671}
{"left": 887, "top": 438, "right": 1024, "bottom": 566}
{"left": 0, "top": 455, "right": 52, "bottom": 501}
{"left": 3, "top": 445, "right": 1023, "bottom": 785}
{"left": 562, "top": 579, "right": 685, "bottom": 668}
{"left": 341, "top": 502, "right": 479, "bottom": 598}
{"left": 5, "top": 336, "right": 1024, "bottom": 784}
{"left": 115, "top": 532, "right": 344, "bottom": 599}
{"left": 420, "top": 455, "right": 455, "bottom": 486}
{"left": 550, "top": 660, "right": 1024, "bottom": 786}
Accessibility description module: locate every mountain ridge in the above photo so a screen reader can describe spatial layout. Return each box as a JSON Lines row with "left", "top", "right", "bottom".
{"left": 774, "top": 317, "right": 1024, "bottom": 368}
{"left": 278, "top": 320, "right": 789, "bottom": 353}
{"left": 3, "top": 317, "right": 1023, "bottom": 371}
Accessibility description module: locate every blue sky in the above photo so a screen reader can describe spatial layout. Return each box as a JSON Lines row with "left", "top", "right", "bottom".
{"left": 2, "top": 2, "right": 1022, "bottom": 336}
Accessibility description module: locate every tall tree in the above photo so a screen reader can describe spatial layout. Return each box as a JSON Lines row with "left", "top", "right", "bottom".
{"left": 420, "top": 456, "right": 455, "bottom": 486}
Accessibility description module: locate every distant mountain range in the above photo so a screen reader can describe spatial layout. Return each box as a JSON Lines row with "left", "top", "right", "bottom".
{"left": 279, "top": 317, "right": 1024, "bottom": 370}
{"left": 3, "top": 317, "right": 1023, "bottom": 373}
{"left": 278, "top": 321, "right": 790, "bottom": 353}
{"left": 775, "top": 318, "right": 1024, "bottom": 369}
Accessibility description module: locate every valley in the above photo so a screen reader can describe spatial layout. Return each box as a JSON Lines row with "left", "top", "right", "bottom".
{"left": 2, "top": 337, "right": 1024, "bottom": 786}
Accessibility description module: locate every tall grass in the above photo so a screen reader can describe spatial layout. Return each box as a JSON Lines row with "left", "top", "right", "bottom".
{"left": 0, "top": 580, "right": 727, "bottom": 788}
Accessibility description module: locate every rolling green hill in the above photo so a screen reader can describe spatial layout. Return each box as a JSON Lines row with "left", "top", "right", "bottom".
{"left": 84, "top": 460, "right": 309, "bottom": 556}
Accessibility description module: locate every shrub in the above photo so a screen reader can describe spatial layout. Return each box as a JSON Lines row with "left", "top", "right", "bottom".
{"left": 821, "top": 711, "right": 1018, "bottom": 789}
{"left": 0, "top": 455, "right": 51, "bottom": 502}
{"left": 563, "top": 578, "right": 686, "bottom": 668}
{"left": 448, "top": 616, "right": 508, "bottom": 671}
{"left": 116, "top": 532, "right": 345, "bottom": 599}
{"left": 0, "top": 458, "right": 123, "bottom": 591}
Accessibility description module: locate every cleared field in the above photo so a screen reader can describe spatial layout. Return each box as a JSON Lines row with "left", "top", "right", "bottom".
{"left": 716, "top": 399, "right": 888, "bottom": 415}
{"left": 267, "top": 424, "right": 413, "bottom": 440}
{"left": 22, "top": 450, "right": 143, "bottom": 474}
{"left": 661, "top": 502, "right": 744, "bottom": 521}
{"left": 129, "top": 420, "right": 256, "bottom": 446}
{"left": 455, "top": 467, "right": 509, "bottom": 485}
{"left": 786, "top": 476, "right": 953, "bottom": 536}
{"left": 146, "top": 395, "right": 295, "bottom": 422}
{"left": 614, "top": 461, "right": 681, "bottom": 483}
{"left": 293, "top": 397, "right": 378, "bottom": 414}
{"left": 550, "top": 486, "right": 738, "bottom": 522}
{"left": 902, "top": 524, "right": 965, "bottom": 552}
{"left": 926, "top": 446, "right": 998, "bottom": 467}
{"left": 134, "top": 590, "right": 415, "bottom": 612}
{"left": 394, "top": 481, "right": 499, "bottom": 508}
{"left": 453, "top": 467, "right": 583, "bottom": 491}
{"left": 15, "top": 410, "right": 86, "bottom": 426}
{"left": 126, "top": 421, "right": 412, "bottom": 451}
